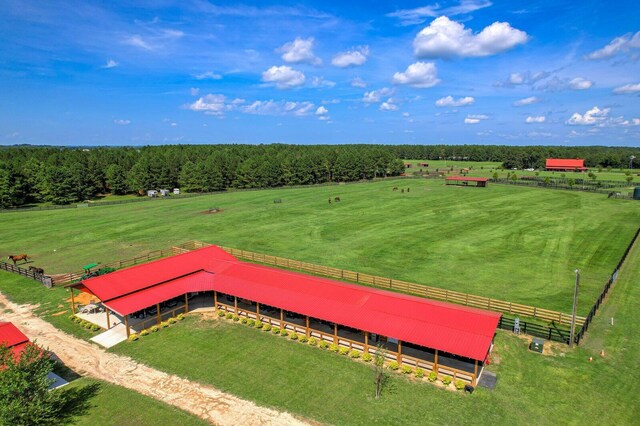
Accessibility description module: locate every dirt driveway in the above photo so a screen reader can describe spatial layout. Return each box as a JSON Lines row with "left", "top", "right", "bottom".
{"left": 0, "top": 292, "right": 309, "bottom": 426}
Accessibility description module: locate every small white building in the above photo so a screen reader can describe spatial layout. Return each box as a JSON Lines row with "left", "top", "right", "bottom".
{"left": 173, "top": 188, "right": 180, "bottom": 195}
{"left": 147, "top": 190, "right": 158, "bottom": 197}
{"left": 159, "top": 189, "right": 170, "bottom": 196}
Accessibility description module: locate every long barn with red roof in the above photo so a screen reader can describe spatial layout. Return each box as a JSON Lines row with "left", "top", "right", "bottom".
{"left": 72, "top": 245, "right": 500, "bottom": 385}
{"left": 545, "top": 158, "right": 588, "bottom": 171}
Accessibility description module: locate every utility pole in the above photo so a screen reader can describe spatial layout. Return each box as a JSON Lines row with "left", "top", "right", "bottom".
{"left": 570, "top": 269, "right": 580, "bottom": 347}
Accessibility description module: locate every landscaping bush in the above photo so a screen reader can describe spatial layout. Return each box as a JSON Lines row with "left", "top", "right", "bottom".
{"left": 271, "top": 328, "right": 281, "bottom": 335}
{"left": 255, "top": 320, "right": 263, "bottom": 328}
{"left": 168, "top": 317, "right": 177, "bottom": 324}
{"left": 455, "top": 380, "right": 466, "bottom": 390}
{"left": 319, "top": 341, "right": 329, "bottom": 349}
{"left": 176, "top": 313, "right": 184, "bottom": 321}
{"left": 289, "top": 333, "right": 298, "bottom": 341}
{"left": 329, "top": 344, "right": 339, "bottom": 352}
{"left": 247, "top": 319, "right": 255, "bottom": 327}
{"left": 442, "top": 376, "right": 452, "bottom": 386}
{"left": 68, "top": 315, "right": 75, "bottom": 321}
{"left": 362, "top": 353, "right": 372, "bottom": 362}
{"left": 349, "top": 350, "right": 360, "bottom": 359}
{"left": 217, "top": 311, "right": 226, "bottom": 317}
{"left": 308, "top": 337, "right": 318, "bottom": 346}
{"left": 150, "top": 325, "right": 159, "bottom": 333}
{"left": 240, "top": 317, "right": 248, "bottom": 324}
{"left": 128, "top": 334, "right": 139, "bottom": 342}
{"left": 73, "top": 317, "right": 82, "bottom": 324}
{"left": 225, "top": 313, "right": 233, "bottom": 319}
{"left": 280, "top": 330, "right": 289, "bottom": 338}
{"left": 401, "top": 365, "right": 413, "bottom": 374}
{"left": 161, "top": 321, "right": 169, "bottom": 328}
{"left": 299, "top": 335, "right": 308, "bottom": 343}
{"left": 79, "top": 320, "right": 88, "bottom": 328}
{"left": 262, "top": 324, "right": 272, "bottom": 332}
{"left": 388, "top": 361, "right": 400, "bottom": 371}
{"left": 428, "top": 371, "right": 438, "bottom": 382}
{"left": 415, "top": 368, "right": 425, "bottom": 379}
{"left": 338, "top": 347, "right": 349, "bottom": 356}
{"left": 232, "top": 315, "right": 240, "bottom": 322}
{"left": 90, "top": 324, "right": 100, "bottom": 331}
{"left": 140, "top": 329, "right": 149, "bottom": 337}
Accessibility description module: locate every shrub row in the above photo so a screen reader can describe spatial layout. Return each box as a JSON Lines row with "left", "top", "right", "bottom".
{"left": 68, "top": 315, "right": 101, "bottom": 332}
{"left": 128, "top": 313, "right": 184, "bottom": 342}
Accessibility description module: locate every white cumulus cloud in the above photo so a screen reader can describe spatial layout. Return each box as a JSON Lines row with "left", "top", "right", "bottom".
{"left": 316, "top": 106, "right": 328, "bottom": 115}
{"left": 380, "top": 99, "right": 399, "bottom": 111}
{"left": 566, "top": 106, "right": 610, "bottom": 125}
{"left": 435, "top": 95, "right": 475, "bottom": 107}
{"left": 262, "top": 66, "right": 306, "bottom": 89}
{"left": 362, "top": 87, "right": 394, "bottom": 103}
{"left": 113, "top": 119, "right": 131, "bottom": 125}
{"left": 569, "top": 77, "right": 593, "bottom": 90}
{"left": 464, "top": 114, "right": 488, "bottom": 124}
{"left": 311, "top": 76, "right": 336, "bottom": 88}
{"left": 586, "top": 31, "right": 640, "bottom": 60}
{"left": 392, "top": 62, "right": 440, "bottom": 88}
{"left": 243, "top": 100, "right": 315, "bottom": 116}
{"left": 278, "top": 37, "right": 321, "bottom": 65}
{"left": 613, "top": 83, "right": 640, "bottom": 94}
{"left": 525, "top": 116, "right": 546, "bottom": 123}
{"left": 413, "top": 16, "right": 528, "bottom": 59}
{"left": 513, "top": 96, "right": 539, "bottom": 106}
{"left": 187, "top": 94, "right": 229, "bottom": 116}
{"left": 332, "top": 46, "right": 369, "bottom": 67}
{"left": 351, "top": 77, "right": 367, "bottom": 88}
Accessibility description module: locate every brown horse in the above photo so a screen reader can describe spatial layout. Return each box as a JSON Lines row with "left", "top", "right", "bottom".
{"left": 334, "top": 197, "right": 341, "bottom": 202}
{"left": 8, "top": 254, "right": 29, "bottom": 265}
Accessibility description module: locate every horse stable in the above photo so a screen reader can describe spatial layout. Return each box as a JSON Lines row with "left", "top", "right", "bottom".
{"left": 69, "top": 246, "right": 500, "bottom": 385}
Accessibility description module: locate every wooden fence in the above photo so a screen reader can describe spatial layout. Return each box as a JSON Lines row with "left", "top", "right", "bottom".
{"left": 0, "top": 261, "right": 53, "bottom": 288}
{"left": 174, "top": 241, "right": 584, "bottom": 327}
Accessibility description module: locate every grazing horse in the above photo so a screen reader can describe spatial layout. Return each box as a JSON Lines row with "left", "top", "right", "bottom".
{"left": 392, "top": 187, "right": 398, "bottom": 191}
{"left": 8, "top": 254, "right": 29, "bottom": 265}
{"left": 328, "top": 197, "right": 332, "bottom": 204}
{"left": 28, "top": 266, "right": 44, "bottom": 275}
{"left": 334, "top": 197, "right": 341, "bottom": 202}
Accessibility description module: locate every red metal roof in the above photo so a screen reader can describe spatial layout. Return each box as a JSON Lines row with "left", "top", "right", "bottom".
{"left": 0, "top": 322, "right": 30, "bottom": 357}
{"left": 445, "top": 176, "right": 489, "bottom": 182}
{"left": 81, "top": 247, "right": 500, "bottom": 361}
{"left": 545, "top": 158, "right": 587, "bottom": 169}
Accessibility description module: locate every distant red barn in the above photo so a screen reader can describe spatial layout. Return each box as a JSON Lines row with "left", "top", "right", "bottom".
{"left": 545, "top": 159, "right": 588, "bottom": 171}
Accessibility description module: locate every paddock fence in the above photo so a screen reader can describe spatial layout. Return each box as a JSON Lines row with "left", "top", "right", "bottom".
{"left": 574, "top": 226, "right": 640, "bottom": 344}
{"left": 0, "top": 261, "right": 53, "bottom": 288}
{"left": 174, "top": 241, "right": 584, "bottom": 328}
{"left": 491, "top": 177, "right": 635, "bottom": 198}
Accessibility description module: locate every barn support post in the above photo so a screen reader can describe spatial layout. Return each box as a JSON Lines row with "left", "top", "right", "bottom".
{"left": 280, "top": 309, "right": 284, "bottom": 328}
{"left": 364, "top": 332, "right": 369, "bottom": 354}
{"left": 256, "top": 303, "right": 261, "bottom": 321}
{"left": 234, "top": 297, "right": 238, "bottom": 315}
{"left": 156, "top": 303, "right": 161, "bottom": 325}
{"left": 305, "top": 316, "right": 310, "bottom": 338}
{"left": 70, "top": 287, "right": 76, "bottom": 314}
{"left": 125, "top": 315, "right": 130, "bottom": 338}
{"left": 397, "top": 340, "right": 403, "bottom": 364}
{"left": 214, "top": 291, "right": 218, "bottom": 312}
{"left": 334, "top": 323, "right": 338, "bottom": 344}
{"left": 106, "top": 309, "right": 111, "bottom": 329}
{"left": 473, "top": 360, "right": 479, "bottom": 386}
{"left": 184, "top": 293, "right": 189, "bottom": 313}
{"left": 434, "top": 350, "right": 439, "bottom": 373}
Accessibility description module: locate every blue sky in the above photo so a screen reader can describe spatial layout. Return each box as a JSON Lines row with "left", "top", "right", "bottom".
{"left": 1, "top": 0, "right": 639, "bottom": 146}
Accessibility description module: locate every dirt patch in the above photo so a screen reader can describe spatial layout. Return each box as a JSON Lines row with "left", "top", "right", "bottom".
{"left": 51, "top": 310, "right": 69, "bottom": 316}
{"left": 66, "top": 292, "right": 98, "bottom": 305}
{"left": 200, "top": 208, "right": 224, "bottom": 215}
{"left": 0, "top": 292, "right": 308, "bottom": 426}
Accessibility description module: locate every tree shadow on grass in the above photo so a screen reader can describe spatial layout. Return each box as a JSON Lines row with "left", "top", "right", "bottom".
{"left": 56, "top": 382, "right": 102, "bottom": 424}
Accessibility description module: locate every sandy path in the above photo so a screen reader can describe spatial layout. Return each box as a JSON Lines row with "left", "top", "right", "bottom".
{"left": 0, "top": 292, "right": 309, "bottom": 426}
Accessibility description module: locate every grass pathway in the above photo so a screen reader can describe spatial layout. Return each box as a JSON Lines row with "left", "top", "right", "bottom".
{"left": 0, "top": 293, "right": 308, "bottom": 426}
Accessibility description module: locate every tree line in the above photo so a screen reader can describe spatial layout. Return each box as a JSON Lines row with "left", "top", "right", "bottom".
{"left": 0, "top": 144, "right": 637, "bottom": 208}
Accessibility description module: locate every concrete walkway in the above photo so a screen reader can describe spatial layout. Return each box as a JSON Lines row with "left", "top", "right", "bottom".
{"left": 90, "top": 323, "right": 128, "bottom": 348}
{"left": 0, "top": 292, "right": 308, "bottom": 426}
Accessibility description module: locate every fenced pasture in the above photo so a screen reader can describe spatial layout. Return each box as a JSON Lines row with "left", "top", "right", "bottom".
{"left": 1, "top": 178, "right": 638, "bottom": 315}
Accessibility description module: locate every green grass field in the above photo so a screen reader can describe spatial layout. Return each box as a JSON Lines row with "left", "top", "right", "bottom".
{"left": 57, "top": 378, "right": 206, "bottom": 426}
{"left": 111, "top": 234, "right": 640, "bottom": 425}
{"left": 1, "top": 178, "right": 638, "bottom": 314}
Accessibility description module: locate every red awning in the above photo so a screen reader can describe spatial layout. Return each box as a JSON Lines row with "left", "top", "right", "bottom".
{"left": 0, "top": 322, "right": 29, "bottom": 350}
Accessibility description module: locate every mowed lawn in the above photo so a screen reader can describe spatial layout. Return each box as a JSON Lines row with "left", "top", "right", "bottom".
{"left": 58, "top": 378, "right": 207, "bottom": 426}
{"left": 1, "top": 178, "right": 638, "bottom": 313}
{"left": 112, "top": 233, "right": 640, "bottom": 425}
